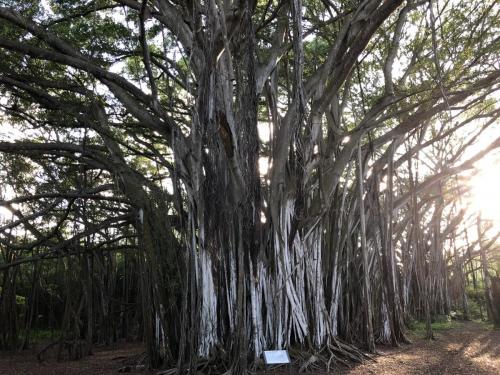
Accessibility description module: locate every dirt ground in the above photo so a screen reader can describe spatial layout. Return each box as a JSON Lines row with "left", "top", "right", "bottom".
{"left": 336, "top": 321, "right": 500, "bottom": 375}
{"left": 0, "top": 341, "right": 148, "bottom": 375}
{"left": 0, "top": 321, "right": 498, "bottom": 374}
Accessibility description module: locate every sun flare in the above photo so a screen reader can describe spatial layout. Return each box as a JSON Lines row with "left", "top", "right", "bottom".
{"left": 467, "top": 153, "right": 500, "bottom": 226}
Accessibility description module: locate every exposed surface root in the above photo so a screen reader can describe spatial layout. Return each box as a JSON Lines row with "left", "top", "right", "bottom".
{"left": 36, "top": 339, "right": 88, "bottom": 362}
{"left": 157, "top": 340, "right": 369, "bottom": 375}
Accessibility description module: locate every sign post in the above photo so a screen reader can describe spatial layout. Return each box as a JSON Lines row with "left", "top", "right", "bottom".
{"left": 263, "top": 350, "right": 291, "bottom": 374}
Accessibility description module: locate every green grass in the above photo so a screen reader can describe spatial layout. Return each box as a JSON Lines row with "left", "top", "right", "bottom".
{"left": 21, "top": 328, "right": 61, "bottom": 343}
{"left": 407, "top": 317, "right": 465, "bottom": 339}
{"left": 472, "top": 319, "right": 500, "bottom": 331}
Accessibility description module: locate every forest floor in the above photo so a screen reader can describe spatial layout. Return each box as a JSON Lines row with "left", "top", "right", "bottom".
{"left": 0, "top": 321, "right": 498, "bottom": 374}
{"left": 334, "top": 321, "right": 500, "bottom": 375}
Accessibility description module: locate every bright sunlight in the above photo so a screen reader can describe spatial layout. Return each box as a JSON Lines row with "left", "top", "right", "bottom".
{"left": 467, "top": 151, "right": 500, "bottom": 226}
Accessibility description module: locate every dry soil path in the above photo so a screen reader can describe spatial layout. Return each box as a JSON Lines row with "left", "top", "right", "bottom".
{"left": 337, "top": 321, "right": 500, "bottom": 375}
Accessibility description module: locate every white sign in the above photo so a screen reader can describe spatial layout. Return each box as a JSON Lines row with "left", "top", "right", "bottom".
{"left": 263, "top": 350, "right": 291, "bottom": 365}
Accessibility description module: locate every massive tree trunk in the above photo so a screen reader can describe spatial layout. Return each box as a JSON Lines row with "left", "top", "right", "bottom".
{"left": 0, "top": 0, "right": 499, "bottom": 373}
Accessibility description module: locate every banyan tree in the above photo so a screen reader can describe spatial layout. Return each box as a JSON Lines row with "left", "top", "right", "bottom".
{"left": 0, "top": 0, "right": 499, "bottom": 373}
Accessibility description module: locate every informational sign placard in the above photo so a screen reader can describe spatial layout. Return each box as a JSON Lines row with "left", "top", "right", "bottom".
{"left": 263, "top": 350, "right": 291, "bottom": 365}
